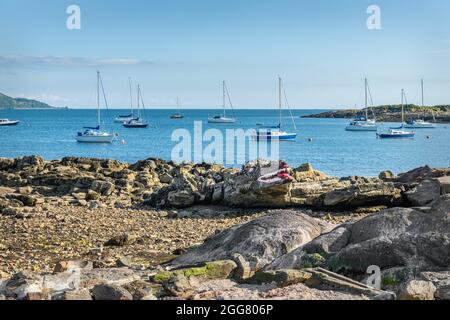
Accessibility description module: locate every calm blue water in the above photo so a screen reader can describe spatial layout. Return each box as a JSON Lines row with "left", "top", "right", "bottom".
{"left": 0, "top": 109, "right": 449, "bottom": 177}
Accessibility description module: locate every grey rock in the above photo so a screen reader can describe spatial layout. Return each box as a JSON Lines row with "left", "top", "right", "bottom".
{"left": 171, "top": 211, "right": 333, "bottom": 271}
{"left": 398, "top": 280, "right": 436, "bottom": 300}
{"left": 91, "top": 284, "right": 133, "bottom": 300}
{"left": 405, "top": 180, "right": 441, "bottom": 206}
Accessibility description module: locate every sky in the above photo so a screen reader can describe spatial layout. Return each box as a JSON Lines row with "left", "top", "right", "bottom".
{"left": 0, "top": 0, "right": 450, "bottom": 109}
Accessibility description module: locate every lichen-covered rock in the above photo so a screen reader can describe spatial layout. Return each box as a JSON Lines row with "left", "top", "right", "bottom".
{"left": 398, "top": 280, "right": 436, "bottom": 300}
{"left": 171, "top": 211, "right": 333, "bottom": 271}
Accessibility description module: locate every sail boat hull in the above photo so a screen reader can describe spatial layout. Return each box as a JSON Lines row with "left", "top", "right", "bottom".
{"left": 345, "top": 123, "right": 378, "bottom": 131}
{"left": 75, "top": 133, "right": 115, "bottom": 143}
{"left": 252, "top": 131, "right": 297, "bottom": 141}
{"left": 403, "top": 122, "right": 436, "bottom": 129}
{"left": 207, "top": 117, "right": 236, "bottom": 123}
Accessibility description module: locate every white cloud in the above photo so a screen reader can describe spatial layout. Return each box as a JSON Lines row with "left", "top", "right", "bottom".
{"left": 0, "top": 55, "right": 151, "bottom": 68}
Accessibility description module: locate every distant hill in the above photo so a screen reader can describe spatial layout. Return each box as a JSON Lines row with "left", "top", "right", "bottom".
{"left": 0, "top": 93, "right": 54, "bottom": 109}
{"left": 303, "top": 104, "right": 450, "bottom": 123}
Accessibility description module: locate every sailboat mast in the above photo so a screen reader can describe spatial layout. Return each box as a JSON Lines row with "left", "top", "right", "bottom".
{"left": 97, "top": 71, "right": 100, "bottom": 127}
{"left": 177, "top": 97, "right": 180, "bottom": 113}
{"left": 137, "top": 85, "right": 141, "bottom": 119}
{"left": 129, "top": 78, "right": 133, "bottom": 116}
{"left": 279, "top": 77, "right": 282, "bottom": 127}
{"left": 222, "top": 81, "right": 226, "bottom": 118}
{"left": 421, "top": 78, "right": 425, "bottom": 120}
{"left": 365, "top": 78, "right": 368, "bottom": 119}
{"left": 401, "top": 89, "right": 404, "bottom": 124}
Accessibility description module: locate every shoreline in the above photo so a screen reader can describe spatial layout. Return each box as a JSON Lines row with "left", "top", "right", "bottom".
{"left": 0, "top": 155, "right": 449, "bottom": 300}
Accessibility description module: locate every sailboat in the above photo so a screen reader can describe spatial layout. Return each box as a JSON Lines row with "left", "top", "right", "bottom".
{"left": 404, "top": 79, "right": 436, "bottom": 129}
{"left": 252, "top": 77, "right": 297, "bottom": 141}
{"left": 170, "top": 97, "right": 184, "bottom": 119}
{"left": 377, "top": 89, "right": 416, "bottom": 139}
{"left": 346, "top": 78, "right": 378, "bottom": 131}
{"left": 123, "top": 84, "right": 149, "bottom": 128}
{"left": 208, "top": 81, "right": 236, "bottom": 123}
{"left": 76, "top": 71, "right": 115, "bottom": 143}
{"left": 0, "top": 119, "right": 19, "bottom": 126}
{"left": 115, "top": 78, "right": 135, "bottom": 123}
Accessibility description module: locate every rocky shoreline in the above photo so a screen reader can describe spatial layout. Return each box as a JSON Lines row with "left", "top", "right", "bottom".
{"left": 1, "top": 156, "right": 449, "bottom": 300}
{"left": 303, "top": 105, "right": 450, "bottom": 123}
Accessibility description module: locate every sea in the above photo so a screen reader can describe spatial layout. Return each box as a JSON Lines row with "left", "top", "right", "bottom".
{"left": 0, "top": 108, "right": 449, "bottom": 177}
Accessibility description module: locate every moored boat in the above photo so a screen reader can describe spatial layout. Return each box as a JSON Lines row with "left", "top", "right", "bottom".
{"left": 346, "top": 79, "right": 378, "bottom": 132}
{"left": 170, "top": 97, "right": 184, "bottom": 119}
{"left": 378, "top": 89, "right": 416, "bottom": 139}
{"left": 252, "top": 77, "right": 297, "bottom": 141}
{"left": 208, "top": 81, "right": 237, "bottom": 124}
{"left": 76, "top": 71, "right": 115, "bottom": 143}
{"left": 0, "top": 119, "right": 20, "bottom": 126}
{"left": 123, "top": 84, "right": 149, "bottom": 128}
{"left": 403, "top": 79, "right": 436, "bottom": 129}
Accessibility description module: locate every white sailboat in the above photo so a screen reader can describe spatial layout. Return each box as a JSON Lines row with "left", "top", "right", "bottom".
{"left": 378, "top": 89, "right": 416, "bottom": 139}
{"left": 346, "top": 78, "right": 378, "bottom": 131}
{"left": 252, "top": 77, "right": 297, "bottom": 141}
{"left": 170, "top": 97, "right": 184, "bottom": 119}
{"left": 404, "top": 79, "right": 436, "bottom": 129}
{"left": 123, "top": 84, "right": 149, "bottom": 128}
{"left": 208, "top": 81, "right": 236, "bottom": 123}
{"left": 76, "top": 71, "right": 115, "bottom": 143}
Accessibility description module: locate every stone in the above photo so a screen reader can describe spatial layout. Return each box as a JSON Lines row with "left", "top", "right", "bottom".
{"left": 270, "top": 196, "right": 450, "bottom": 277}
{"left": 171, "top": 211, "right": 333, "bottom": 271}
{"left": 54, "top": 289, "right": 92, "bottom": 300}
{"left": 379, "top": 170, "right": 395, "bottom": 181}
{"left": 163, "top": 275, "right": 200, "bottom": 298}
{"left": 154, "top": 260, "right": 238, "bottom": 283}
{"left": 232, "top": 253, "right": 252, "bottom": 281}
{"left": 104, "top": 234, "right": 130, "bottom": 247}
{"left": 116, "top": 256, "right": 133, "bottom": 268}
{"left": 437, "top": 176, "right": 450, "bottom": 195}
{"left": 90, "top": 180, "right": 115, "bottom": 197}
{"left": 405, "top": 180, "right": 441, "bottom": 206}
{"left": 91, "top": 284, "right": 133, "bottom": 300}
{"left": 248, "top": 269, "right": 312, "bottom": 287}
{"left": 159, "top": 173, "right": 174, "bottom": 184}
{"left": 398, "top": 280, "right": 436, "bottom": 300}
{"left": 53, "top": 260, "right": 93, "bottom": 273}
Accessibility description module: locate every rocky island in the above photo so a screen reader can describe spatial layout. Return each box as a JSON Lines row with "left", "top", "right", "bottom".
{"left": 303, "top": 105, "right": 450, "bottom": 123}
{"left": 0, "top": 156, "right": 449, "bottom": 300}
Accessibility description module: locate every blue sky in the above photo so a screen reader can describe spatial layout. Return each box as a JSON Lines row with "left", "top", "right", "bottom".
{"left": 0, "top": 0, "right": 450, "bottom": 109}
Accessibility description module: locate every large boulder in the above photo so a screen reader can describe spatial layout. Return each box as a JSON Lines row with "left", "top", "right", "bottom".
{"left": 266, "top": 196, "right": 450, "bottom": 274}
{"left": 171, "top": 211, "right": 334, "bottom": 271}
{"left": 404, "top": 180, "right": 441, "bottom": 206}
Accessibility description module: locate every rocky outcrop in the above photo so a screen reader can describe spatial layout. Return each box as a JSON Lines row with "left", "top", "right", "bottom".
{"left": 267, "top": 196, "right": 450, "bottom": 278}
{"left": 170, "top": 211, "right": 333, "bottom": 271}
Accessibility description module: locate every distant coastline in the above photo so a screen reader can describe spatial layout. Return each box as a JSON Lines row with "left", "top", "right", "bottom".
{"left": 0, "top": 92, "right": 56, "bottom": 110}
{"left": 303, "top": 104, "right": 450, "bottom": 123}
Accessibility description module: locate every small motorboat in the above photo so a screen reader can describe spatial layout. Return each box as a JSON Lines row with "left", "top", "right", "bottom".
{"left": 377, "top": 129, "right": 416, "bottom": 139}
{"left": 0, "top": 119, "right": 20, "bottom": 126}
